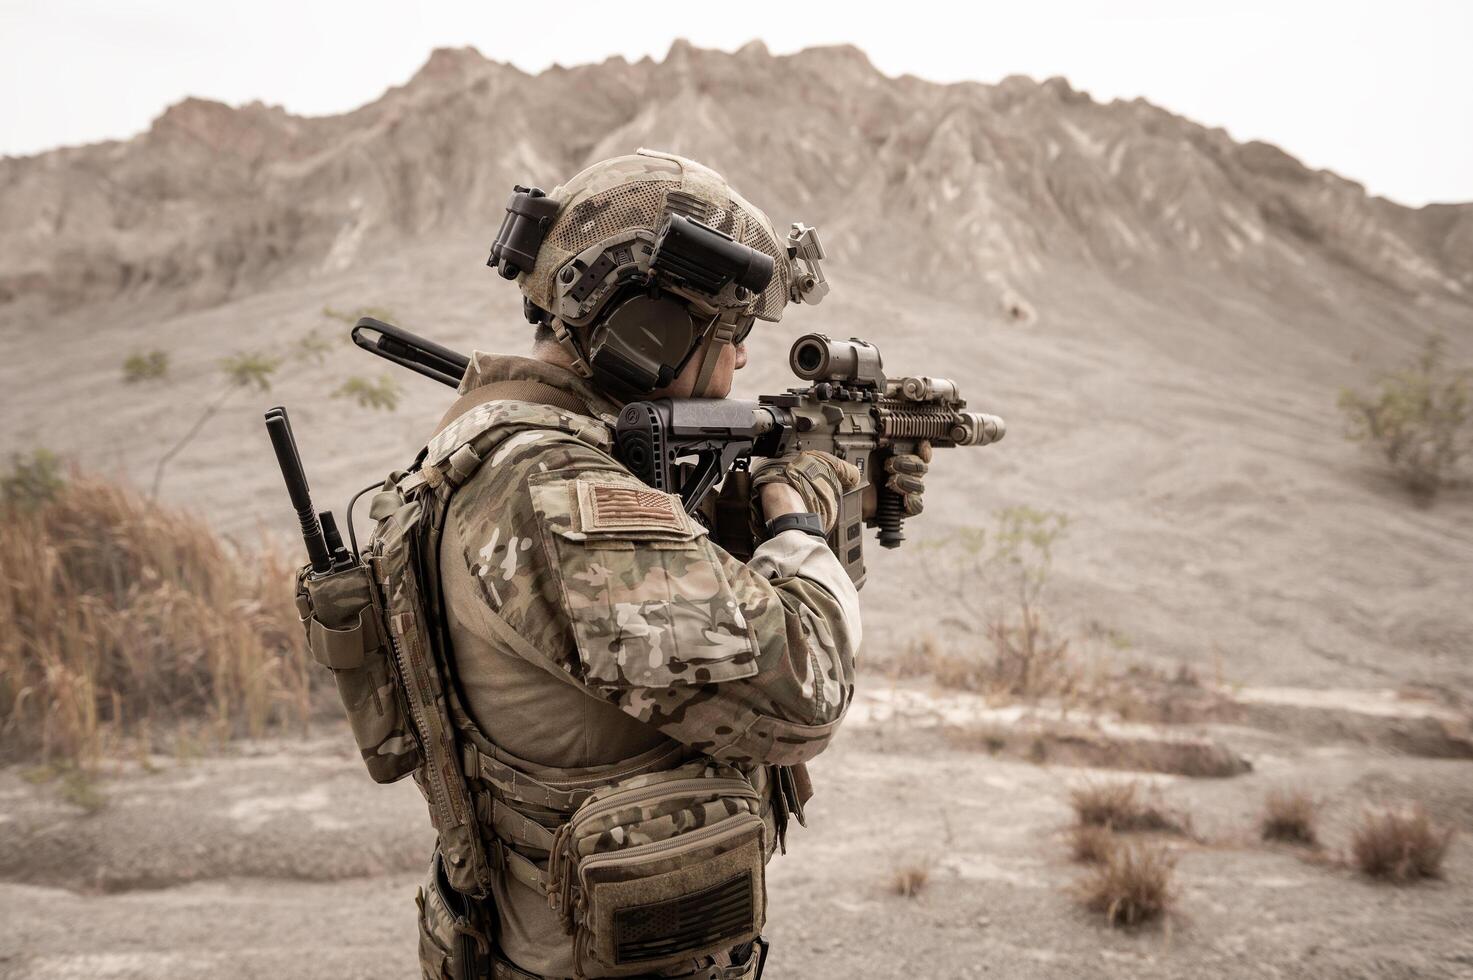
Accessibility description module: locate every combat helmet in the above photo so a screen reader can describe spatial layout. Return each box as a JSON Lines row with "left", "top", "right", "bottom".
{"left": 487, "top": 148, "right": 829, "bottom": 398}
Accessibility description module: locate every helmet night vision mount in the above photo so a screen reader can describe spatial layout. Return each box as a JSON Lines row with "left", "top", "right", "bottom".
{"left": 486, "top": 178, "right": 829, "bottom": 399}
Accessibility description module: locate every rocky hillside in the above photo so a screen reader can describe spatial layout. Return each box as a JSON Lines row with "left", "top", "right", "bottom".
{"left": 3, "top": 41, "right": 1470, "bottom": 327}
{"left": 3, "top": 42, "right": 1471, "bottom": 700}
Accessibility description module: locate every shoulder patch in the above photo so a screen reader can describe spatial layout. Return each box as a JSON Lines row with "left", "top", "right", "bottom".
{"left": 531, "top": 472, "right": 703, "bottom": 542}
{"left": 580, "top": 478, "right": 684, "bottom": 534}
{"left": 527, "top": 470, "right": 758, "bottom": 691}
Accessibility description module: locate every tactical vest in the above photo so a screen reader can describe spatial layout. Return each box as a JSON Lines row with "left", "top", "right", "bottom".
{"left": 296, "top": 384, "right": 793, "bottom": 977}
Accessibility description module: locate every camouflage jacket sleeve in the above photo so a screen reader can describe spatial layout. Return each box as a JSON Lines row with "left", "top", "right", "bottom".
{"left": 447, "top": 430, "right": 861, "bottom": 767}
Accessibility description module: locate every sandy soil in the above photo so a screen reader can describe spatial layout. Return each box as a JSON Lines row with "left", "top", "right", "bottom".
{"left": 3, "top": 683, "right": 1470, "bottom": 980}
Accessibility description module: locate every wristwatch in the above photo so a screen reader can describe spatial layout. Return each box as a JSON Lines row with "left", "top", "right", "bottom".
{"left": 765, "top": 512, "right": 827, "bottom": 541}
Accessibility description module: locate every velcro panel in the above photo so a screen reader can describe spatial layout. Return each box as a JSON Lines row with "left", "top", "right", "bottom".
{"left": 613, "top": 870, "right": 753, "bottom": 964}
{"left": 579, "top": 479, "right": 687, "bottom": 535}
{"left": 587, "top": 835, "right": 765, "bottom": 973}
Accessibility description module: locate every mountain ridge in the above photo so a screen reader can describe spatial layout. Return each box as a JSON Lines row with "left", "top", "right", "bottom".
{"left": 1, "top": 41, "right": 1469, "bottom": 326}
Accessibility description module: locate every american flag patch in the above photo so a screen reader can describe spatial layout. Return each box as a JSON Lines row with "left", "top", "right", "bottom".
{"left": 582, "top": 481, "right": 685, "bottom": 532}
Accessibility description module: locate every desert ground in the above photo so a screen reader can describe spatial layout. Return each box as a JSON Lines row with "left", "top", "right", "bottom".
{"left": 3, "top": 682, "right": 1472, "bottom": 979}
{"left": 3, "top": 246, "right": 1470, "bottom": 978}
{"left": 3, "top": 43, "right": 1472, "bottom": 980}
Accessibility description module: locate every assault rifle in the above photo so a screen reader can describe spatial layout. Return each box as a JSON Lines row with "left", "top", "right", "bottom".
{"left": 352, "top": 318, "right": 1005, "bottom": 586}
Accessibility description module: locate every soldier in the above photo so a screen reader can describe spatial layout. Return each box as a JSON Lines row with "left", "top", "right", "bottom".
{"left": 410, "top": 150, "right": 928, "bottom": 979}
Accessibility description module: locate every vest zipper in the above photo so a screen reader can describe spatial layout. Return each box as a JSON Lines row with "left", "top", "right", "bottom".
{"left": 570, "top": 777, "right": 759, "bottom": 834}
{"left": 373, "top": 551, "right": 457, "bottom": 835}
{"left": 574, "top": 811, "right": 766, "bottom": 875}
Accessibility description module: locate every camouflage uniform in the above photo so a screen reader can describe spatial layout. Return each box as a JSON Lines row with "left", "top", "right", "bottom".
{"left": 416, "top": 351, "right": 861, "bottom": 979}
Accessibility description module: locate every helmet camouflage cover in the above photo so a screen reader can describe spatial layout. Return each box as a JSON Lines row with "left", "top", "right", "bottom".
{"left": 520, "top": 148, "right": 792, "bottom": 324}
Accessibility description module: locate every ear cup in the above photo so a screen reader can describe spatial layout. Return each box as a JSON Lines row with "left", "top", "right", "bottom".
{"left": 587, "top": 294, "right": 701, "bottom": 394}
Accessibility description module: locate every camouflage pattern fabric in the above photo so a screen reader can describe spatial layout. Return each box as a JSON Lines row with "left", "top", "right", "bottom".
{"left": 297, "top": 562, "right": 422, "bottom": 784}
{"left": 542, "top": 761, "right": 768, "bottom": 975}
{"left": 421, "top": 353, "right": 861, "bottom": 978}
{"left": 448, "top": 391, "right": 859, "bottom": 767}
{"left": 566, "top": 760, "right": 760, "bottom": 859}
{"left": 417, "top": 853, "right": 495, "bottom": 980}
{"left": 520, "top": 149, "right": 790, "bottom": 326}
{"left": 579, "top": 797, "right": 756, "bottom": 858}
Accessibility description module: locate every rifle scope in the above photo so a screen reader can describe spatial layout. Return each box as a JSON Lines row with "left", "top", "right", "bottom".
{"left": 789, "top": 334, "right": 885, "bottom": 387}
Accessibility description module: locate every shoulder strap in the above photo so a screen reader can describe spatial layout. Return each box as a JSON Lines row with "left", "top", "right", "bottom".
{"left": 434, "top": 378, "right": 593, "bottom": 436}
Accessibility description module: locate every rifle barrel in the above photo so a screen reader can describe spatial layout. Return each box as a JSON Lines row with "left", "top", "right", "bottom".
{"left": 351, "top": 317, "right": 469, "bottom": 389}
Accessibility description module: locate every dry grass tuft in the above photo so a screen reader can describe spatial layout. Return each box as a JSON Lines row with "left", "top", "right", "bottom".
{"left": 0, "top": 466, "right": 313, "bottom": 769}
{"left": 893, "top": 635, "right": 984, "bottom": 692}
{"left": 1076, "top": 839, "right": 1177, "bottom": 928}
{"left": 889, "top": 857, "right": 935, "bottom": 898}
{"left": 1260, "top": 788, "right": 1319, "bottom": 846}
{"left": 987, "top": 607, "right": 1079, "bottom": 701}
{"left": 894, "top": 615, "right": 1081, "bottom": 702}
{"left": 1070, "top": 780, "right": 1189, "bottom": 835}
{"left": 896, "top": 634, "right": 1239, "bottom": 735}
{"left": 1350, "top": 804, "right": 1455, "bottom": 882}
{"left": 1069, "top": 823, "right": 1117, "bottom": 865}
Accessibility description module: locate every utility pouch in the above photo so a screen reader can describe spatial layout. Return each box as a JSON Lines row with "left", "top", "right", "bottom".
{"left": 547, "top": 761, "right": 767, "bottom": 978}
{"left": 296, "top": 562, "right": 422, "bottom": 783}
{"left": 417, "top": 851, "right": 492, "bottom": 980}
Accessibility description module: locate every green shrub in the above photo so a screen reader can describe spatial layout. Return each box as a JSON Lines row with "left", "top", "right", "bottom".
{"left": 1339, "top": 336, "right": 1471, "bottom": 500}
{"left": 122, "top": 350, "right": 170, "bottom": 383}
{"left": 218, "top": 351, "right": 282, "bottom": 391}
{"left": 2, "top": 449, "right": 66, "bottom": 509}
{"left": 914, "top": 507, "right": 1075, "bottom": 699}
{"left": 334, "top": 374, "right": 403, "bottom": 411}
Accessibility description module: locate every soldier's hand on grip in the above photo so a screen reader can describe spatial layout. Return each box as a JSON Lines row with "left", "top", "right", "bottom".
{"left": 885, "top": 441, "right": 931, "bottom": 516}
{"left": 751, "top": 450, "right": 861, "bottom": 532}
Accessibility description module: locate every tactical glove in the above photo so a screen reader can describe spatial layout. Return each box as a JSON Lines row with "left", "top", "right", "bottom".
{"left": 750, "top": 450, "right": 861, "bottom": 532}
{"left": 883, "top": 441, "right": 931, "bottom": 516}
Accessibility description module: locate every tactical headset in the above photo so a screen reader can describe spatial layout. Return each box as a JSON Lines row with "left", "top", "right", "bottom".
{"left": 488, "top": 186, "right": 781, "bottom": 399}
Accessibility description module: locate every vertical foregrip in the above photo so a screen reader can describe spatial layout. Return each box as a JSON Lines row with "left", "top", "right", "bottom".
{"left": 874, "top": 478, "right": 906, "bottom": 550}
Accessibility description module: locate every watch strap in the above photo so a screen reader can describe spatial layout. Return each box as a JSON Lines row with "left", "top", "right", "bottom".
{"left": 765, "top": 512, "right": 827, "bottom": 541}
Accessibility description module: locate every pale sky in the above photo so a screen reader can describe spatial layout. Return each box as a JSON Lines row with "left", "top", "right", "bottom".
{"left": 2, "top": 0, "right": 1469, "bottom": 207}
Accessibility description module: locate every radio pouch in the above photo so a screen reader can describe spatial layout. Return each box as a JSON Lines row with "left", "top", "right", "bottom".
{"left": 296, "top": 562, "right": 422, "bottom": 783}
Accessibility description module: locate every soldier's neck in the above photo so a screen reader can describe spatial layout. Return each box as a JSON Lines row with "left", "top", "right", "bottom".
{"left": 532, "top": 341, "right": 577, "bottom": 372}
